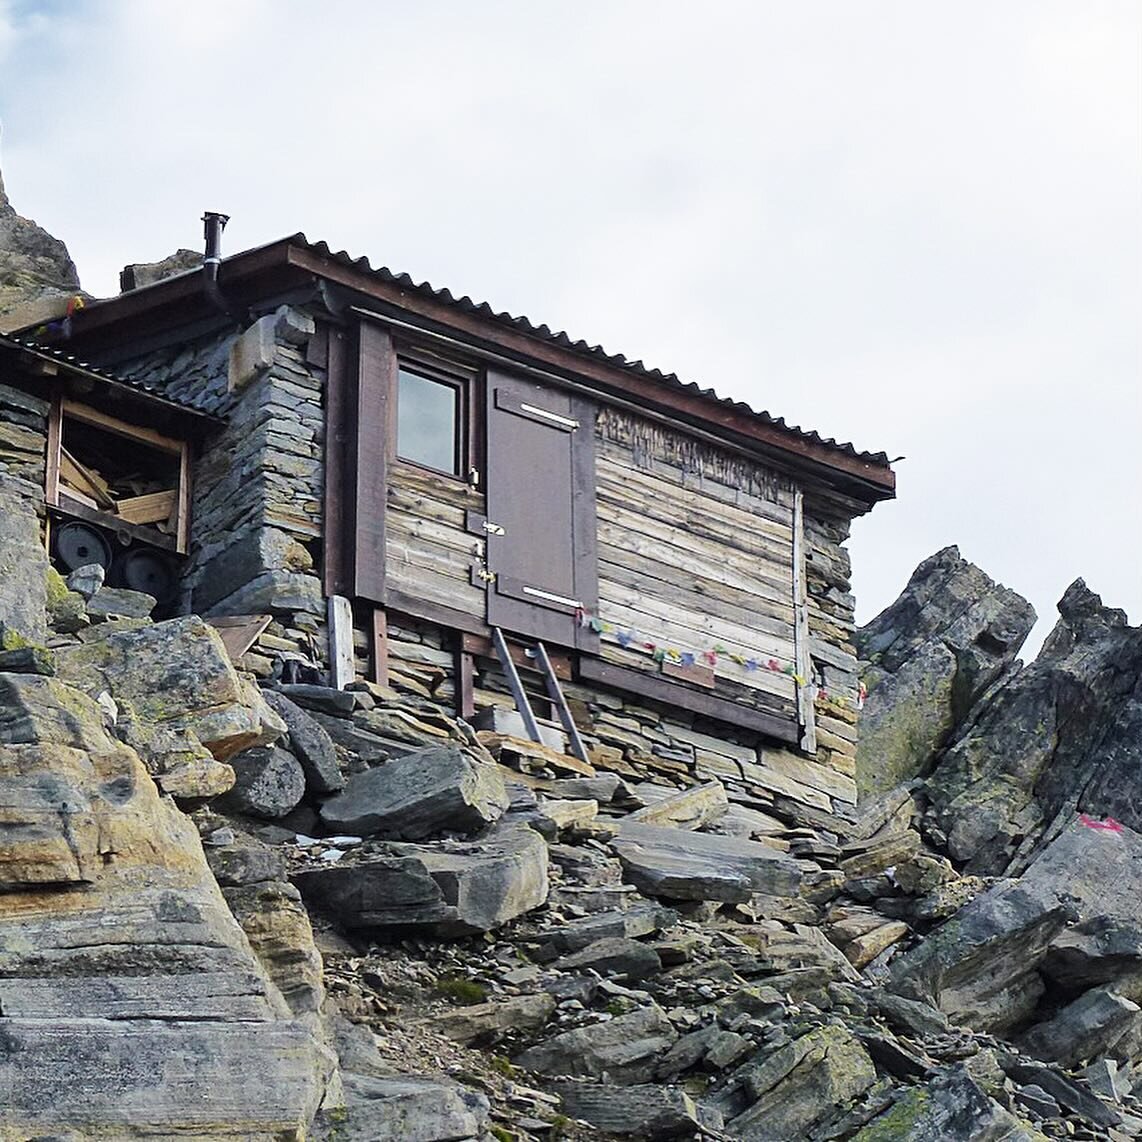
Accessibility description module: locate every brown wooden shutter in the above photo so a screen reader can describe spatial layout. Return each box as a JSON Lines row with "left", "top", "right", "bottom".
{"left": 484, "top": 370, "right": 597, "bottom": 648}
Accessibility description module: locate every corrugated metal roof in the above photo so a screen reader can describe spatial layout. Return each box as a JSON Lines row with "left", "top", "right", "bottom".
{"left": 0, "top": 332, "right": 218, "bottom": 420}
{"left": 293, "top": 235, "right": 892, "bottom": 468}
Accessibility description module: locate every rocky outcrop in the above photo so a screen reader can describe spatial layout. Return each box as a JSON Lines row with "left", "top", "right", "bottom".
{"left": 0, "top": 167, "right": 82, "bottom": 331}
{"left": 0, "top": 670, "right": 333, "bottom": 1138}
{"left": 927, "top": 579, "right": 1142, "bottom": 874}
{"left": 856, "top": 546, "right": 1036, "bottom": 801}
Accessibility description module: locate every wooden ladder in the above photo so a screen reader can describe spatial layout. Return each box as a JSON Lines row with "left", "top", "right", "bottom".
{"left": 490, "top": 626, "right": 590, "bottom": 765}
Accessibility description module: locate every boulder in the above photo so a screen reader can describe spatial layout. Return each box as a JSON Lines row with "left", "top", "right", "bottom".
{"left": 852, "top": 1065, "right": 1045, "bottom": 1141}
{"left": 553, "top": 1082, "right": 705, "bottom": 1139}
{"left": 856, "top": 546, "right": 1035, "bottom": 802}
{"left": 608, "top": 821, "right": 801, "bottom": 902}
{"left": 434, "top": 993, "right": 556, "bottom": 1046}
{"left": 293, "top": 821, "right": 548, "bottom": 936}
{"left": 319, "top": 746, "right": 509, "bottom": 839}
{"left": 219, "top": 745, "right": 306, "bottom": 819}
{"left": 55, "top": 615, "right": 285, "bottom": 760}
{"left": 724, "top": 1024, "right": 877, "bottom": 1139}
{"left": 1020, "top": 987, "right": 1142, "bottom": 1069}
{"left": 626, "top": 780, "right": 729, "bottom": 830}
{"left": 885, "top": 880, "right": 1070, "bottom": 1033}
{"left": 555, "top": 936, "right": 663, "bottom": 981}
{"left": 514, "top": 1003, "right": 678, "bottom": 1084}
{"left": 261, "top": 688, "right": 344, "bottom": 793}
{"left": 322, "top": 1073, "right": 490, "bottom": 1142}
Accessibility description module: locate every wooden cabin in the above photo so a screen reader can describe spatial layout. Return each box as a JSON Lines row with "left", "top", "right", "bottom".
{"left": 39, "top": 237, "right": 895, "bottom": 824}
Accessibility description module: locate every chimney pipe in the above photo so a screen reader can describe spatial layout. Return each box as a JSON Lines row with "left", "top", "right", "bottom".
{"left": 202, "top": 211, "right": 231, "bottom": 314}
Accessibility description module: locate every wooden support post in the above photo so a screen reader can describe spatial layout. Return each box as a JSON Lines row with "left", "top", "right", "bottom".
{"left": 370, "top": 607, "right": 389, "bottom": 687}
{"left": 328, "top": 594, "right": 355, "bottom": 690}
{"left": 457, "top": 646, "right": 475, "bottom": 720}
{"left": 792, "top": 490, "right": 817, "bottom": 756}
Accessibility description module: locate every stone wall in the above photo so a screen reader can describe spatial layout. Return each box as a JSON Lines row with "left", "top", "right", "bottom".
{"left": 116, "top": 309, "right": 328, "bottom": 675}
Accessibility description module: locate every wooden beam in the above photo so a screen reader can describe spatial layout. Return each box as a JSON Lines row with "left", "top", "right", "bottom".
{"left": 577, "top": 656, "right": 800, "bottom": 745}
{"left": 370, "top": 607, "right": 389, "bottom": 687}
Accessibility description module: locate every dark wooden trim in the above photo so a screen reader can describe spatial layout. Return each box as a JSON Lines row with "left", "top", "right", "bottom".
{"left": 370, "top": 608, "right": 389, "bottom": 687}
{"left": 351, "top": 323, "right": 392, "bottom": 602}
{"left": 456, "top": 646, "right": 475, "bottom": 719}
{"left": 322, "top": 325, "right": 349, "bottom": 596}
{"left": 577, "top": 657, "right": 800, "bottom": 745}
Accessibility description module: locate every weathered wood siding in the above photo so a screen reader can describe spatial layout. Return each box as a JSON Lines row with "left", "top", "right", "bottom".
{"left": 593, "top": 408, "right": 799, "bottom": 722}
{"left": 385, "top": 462, "right": 485, "bottom": 618}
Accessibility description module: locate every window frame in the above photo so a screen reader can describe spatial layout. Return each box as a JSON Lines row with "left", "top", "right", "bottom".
{"left": 390, "top": 346, "right": 481, "bottom": 485}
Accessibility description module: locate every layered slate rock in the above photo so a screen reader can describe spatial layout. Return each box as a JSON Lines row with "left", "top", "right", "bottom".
{"left": 856, "top": 546, "right": 1035, "bottom": 801}
{"left": 319, "top": 745, "right": 509, "bottom": 839}
{"left": 0, "top": 480, "right": 49, "bottom": 643}
{"left": 0, "top": 677, "right": 333, "bottom": 1137}
{"left": 262, "top": 687, "right": 344, "bottom": 794}
{"left": 515, "top": 1003, "right": 679, "bottom": 1083}
{"left": 851, "top": 1065, "right": 1044, "bottom": 1141}
{"left": 608, "top": 821, "right": 801, "bottom": 902}
{"left": 887, "top": 820, "right": 1142, "bottom": 1043}
{"left": 294, "top": 820, "right": 548, "bottom": 936}
{"left": 926, "top": 580, "right": 1142, "bottom": 873}
{"left": 55, "top": 615, "right": 286, "bottom": 761}
{"left": 721, "top": 1024, "right": 877, "bottom": 1140}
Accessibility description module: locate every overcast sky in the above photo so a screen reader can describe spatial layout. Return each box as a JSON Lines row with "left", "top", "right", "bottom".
{"left": 1, "top": 0, "right": 1138, "bottom": 655}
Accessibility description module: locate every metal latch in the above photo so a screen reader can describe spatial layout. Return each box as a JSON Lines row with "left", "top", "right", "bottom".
{"left": 483, "top": 521, "right": 506, "bottom": 536}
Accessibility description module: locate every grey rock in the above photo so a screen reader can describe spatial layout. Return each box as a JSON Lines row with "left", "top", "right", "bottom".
{"left": 1020, "top": 986, "right": 1142, "bottom": 1068}
{"left": 535, "top": 903, "right": 678, "bottom": 955}
{"left": 319, "top": 746, "right": 509, "bottom": 839}
{"left": 294, "top": 821, "right": 548, "bottom": 935}
{"left": 55, "top": 615, "right": 286, "bottom": 760}
{"left": 66, "top": 562, "right": 105, "bottom": 599}
{"left": 609, "top": 821, "right": 801, "bottom": 903}
{"left": 220, "top": 745, "right": 306, "bottom": 819}
{"left": 656, "top": 1024, "right": 754, "bottom": 1079}
{"left": 1001, "top": 1061, "right": 1122, "bottom": 1127}
{"left": 85, "top": 586, "right": 156, "bottom": 621}
{"left": 1013, "top": 1083, "right": 1060, "bottom": 1118}
{"left": 318, "top": 1072, "right": 490, "bottom": 1142}
{"left": 205, "top": 837, "right": 288, "bottom": 886}
{"left": 885, "top": 879, "right": 1070, "bottom": 1033}
{"left": 553, "top": 1081, "right": 702, "bottom": 1139}
{"left": 555, "top": 936, "right": 663, "bottom": 981}
{"left": 262, "top": 688, "right": 344, "bottom": 793}
{"left": 725, "top": 1024, "right": 877, "bottom": 1140}
{"left": 434, "top": 992, "right": 556, "bottom": 1046}
{"left": 515, "top": 1003, "right": 678, "bottom": 1084}
{"left": 874, "top": 991, "right": 951, "bottom": 1038}
{"left": 852, "top": 1065, "right": 1045, "bottom": 1141}
{"left": 276, "top": 682, "right": 357, "bottom": 715}
{"left": 856, "top": 546, "right": 1035, "bottom": 801}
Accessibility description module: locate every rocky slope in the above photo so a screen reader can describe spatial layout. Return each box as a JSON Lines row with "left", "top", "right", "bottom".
{"left": 2, "top": 540, "right": 1141, "bottom": 1140}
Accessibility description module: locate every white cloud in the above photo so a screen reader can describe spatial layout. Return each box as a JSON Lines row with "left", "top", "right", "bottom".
{"left": 0, "top": 0, "right": 1138, "bottom": 654}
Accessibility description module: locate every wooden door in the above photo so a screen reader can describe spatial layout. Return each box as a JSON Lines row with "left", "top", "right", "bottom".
{"left": 484, "top": 370, "right": 597, "bottom": 648}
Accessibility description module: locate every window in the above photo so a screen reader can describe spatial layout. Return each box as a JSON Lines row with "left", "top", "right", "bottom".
{"left": 396, "top": 365, "right": 460, "bottom": 475}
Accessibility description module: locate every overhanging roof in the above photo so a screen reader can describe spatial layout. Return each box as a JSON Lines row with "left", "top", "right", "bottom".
{"left": 41, "top": 234, "right": 896, "bottom": 504}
